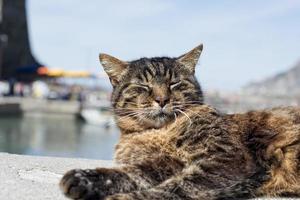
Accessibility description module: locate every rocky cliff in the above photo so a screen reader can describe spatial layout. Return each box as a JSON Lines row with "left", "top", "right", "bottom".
{"left": 242, "top": 61, "right": 300, "bottom": 97}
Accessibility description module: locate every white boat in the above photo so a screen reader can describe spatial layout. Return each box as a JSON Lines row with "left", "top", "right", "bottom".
{"left": 80, "top": 109, "right": 114, "bottom": 126}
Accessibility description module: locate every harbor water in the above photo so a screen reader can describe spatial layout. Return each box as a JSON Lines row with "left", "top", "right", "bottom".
{"left": 0, "top": 114, "right": 120, "bottom": 160}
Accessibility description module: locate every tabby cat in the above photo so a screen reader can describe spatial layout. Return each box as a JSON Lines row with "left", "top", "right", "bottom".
{"left": 60, "top": 44, "right": 300, "bottom": 199}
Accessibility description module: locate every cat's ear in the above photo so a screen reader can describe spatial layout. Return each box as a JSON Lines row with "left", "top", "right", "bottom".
{"left": 99, "top": 53, "right": 129, "bottom": 86}
{"left": 176, "top": 44, "right": 203, "bottom": 73}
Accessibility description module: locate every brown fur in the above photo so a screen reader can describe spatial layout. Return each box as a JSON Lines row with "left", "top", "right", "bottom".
{"left": 60, "top": 44, "right": 300, "bottom": 199}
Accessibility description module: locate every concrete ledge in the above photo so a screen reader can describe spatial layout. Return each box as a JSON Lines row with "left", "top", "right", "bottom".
{"left": 0, "top": 153, "right": 114, "bottom": 200}
{"left": 0, "top": 153, "right": 290, "bottom": 200}
{"left": 0, "top": 97, "right": 81, "bottom": 116}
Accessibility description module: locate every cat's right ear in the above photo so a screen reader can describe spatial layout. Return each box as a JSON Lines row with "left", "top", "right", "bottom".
{"left": 99, "top": 53, "right": 129, "bottom": 86}
{"left": 176, "top": 44, "right": 203, "bottom": 74}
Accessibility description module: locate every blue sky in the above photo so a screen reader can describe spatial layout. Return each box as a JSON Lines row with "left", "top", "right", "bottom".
{"left": 27, "top": 0, "right": 300, "bottom": 91}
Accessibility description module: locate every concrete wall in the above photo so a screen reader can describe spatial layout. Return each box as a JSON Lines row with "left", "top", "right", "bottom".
{"left": 0, "top": 97, "right": 81, "bottom": 116}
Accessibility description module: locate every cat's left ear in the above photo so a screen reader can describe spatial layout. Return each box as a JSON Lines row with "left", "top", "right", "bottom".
{"left": 99, "top": 53, "right": 129, "bottom": 86}
{"left": 176, "top": 44, "right": 203, "bottom": 73}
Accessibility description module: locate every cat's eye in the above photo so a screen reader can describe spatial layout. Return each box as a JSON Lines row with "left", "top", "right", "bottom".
{"left": 170, "top": 81, "right": 182, "bottom": 90}
{"left": 134, "top": 84, "right": 150, "bottom": 92}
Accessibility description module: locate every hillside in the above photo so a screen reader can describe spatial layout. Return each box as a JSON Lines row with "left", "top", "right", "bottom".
{"left": 242, "top": 61, "right": 300, "bottom": 97}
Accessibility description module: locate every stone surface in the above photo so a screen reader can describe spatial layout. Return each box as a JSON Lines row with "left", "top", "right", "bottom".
{"left": 0, "top": 153, "right": 291, "bottom": 200}
{"left": 0, "top": 153, "right": 114, "bottom": 199}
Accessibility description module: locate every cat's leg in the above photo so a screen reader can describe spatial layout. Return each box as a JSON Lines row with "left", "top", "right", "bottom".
{"left": 259, "top": 135, "right": 300, "bottom": 196}
{"left": 105, "top": 165, "right": 266, "bottom": 200}
{"left": 245, "top": 121, "right": 300, "bottom": 197}
{"left": 60, "top": 155, "right": 184, "bottom": 200}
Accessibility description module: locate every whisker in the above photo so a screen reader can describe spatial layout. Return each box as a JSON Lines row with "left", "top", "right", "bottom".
{"left": 184, "top": 108, "right": 202, "bottom": 118}
{"left": 116, "top": 112, "right": 144, "bottom": 121}
{"left": 108, "top": 112, "right": 144, "bottom": 126}
{"left": 174, "top": 112, "right": 178, "bottom": 123}
{"left": 175, "top": 109, "right": 192, "bottom": 127}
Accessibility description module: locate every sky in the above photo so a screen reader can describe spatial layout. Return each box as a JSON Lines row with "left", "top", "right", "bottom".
{"left": 27, "top": 0, "right": 300, "bottom": 91}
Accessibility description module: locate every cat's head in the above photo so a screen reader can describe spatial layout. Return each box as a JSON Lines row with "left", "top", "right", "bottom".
{"left": 99, "top": 44, "right": 204, "bottom": 133}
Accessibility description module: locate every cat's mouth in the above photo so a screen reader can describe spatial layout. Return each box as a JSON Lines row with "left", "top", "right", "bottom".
{"left": 115, "top": 106, "right": 176, "bottom": 129}
{"left": 143, "top": 109, "right": 175, "bottom": 128}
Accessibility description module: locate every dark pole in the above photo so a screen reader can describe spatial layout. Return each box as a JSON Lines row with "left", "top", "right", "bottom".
{"left": 0, "top": 0, "right": 40, "bottom": 80}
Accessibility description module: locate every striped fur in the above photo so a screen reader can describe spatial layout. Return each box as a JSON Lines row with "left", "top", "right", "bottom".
{"left": 60, "top": 44, "right": 300, "bottom": 200}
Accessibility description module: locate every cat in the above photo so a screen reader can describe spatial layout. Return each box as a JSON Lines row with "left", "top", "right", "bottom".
{"left": 60, "top": 44, "right": 300, "bottom": 200}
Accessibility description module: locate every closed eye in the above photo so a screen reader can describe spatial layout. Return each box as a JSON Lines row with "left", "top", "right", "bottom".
{"left": 123, "top": 84, "right": 150, "bottom": 94}
{"left": 133, "top": 84, "right": 150, "bottom": 91}
{"left": 170, "top": 81, "right": 182, "bottom": 90}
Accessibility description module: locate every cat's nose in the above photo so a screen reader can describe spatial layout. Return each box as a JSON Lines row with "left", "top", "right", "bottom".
{"left": 155, "top": 96, "right": 170, "bottom": 107}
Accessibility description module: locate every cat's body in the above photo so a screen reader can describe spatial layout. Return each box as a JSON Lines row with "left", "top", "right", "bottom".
{"left": 114, "top": 105, "right": 300, "bottom": 198}
{"left": 60, "top": 45, "right": 300, "bottom": 199}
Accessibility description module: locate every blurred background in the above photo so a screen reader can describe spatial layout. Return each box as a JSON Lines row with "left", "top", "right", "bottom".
{"left": 0, "top": 0, "right": 299, "bottom": 160}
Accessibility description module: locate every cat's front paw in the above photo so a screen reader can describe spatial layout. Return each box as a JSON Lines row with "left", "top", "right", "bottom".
{"left": 60, "top": 169, "right": 104, "bottom": 199}
{"left": 60, "top": 168, "right": 137, "bottom": 200}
